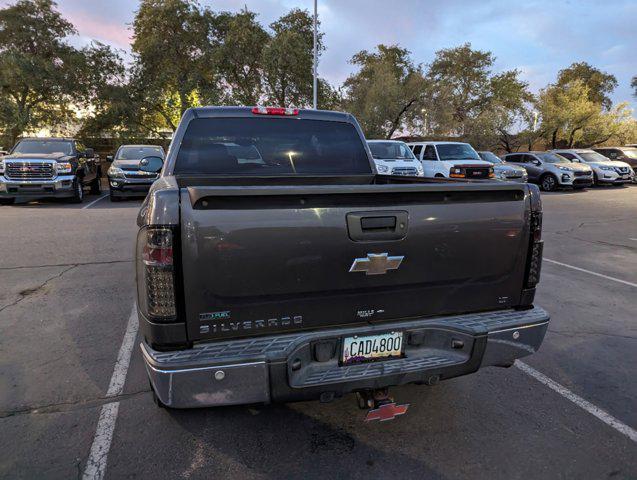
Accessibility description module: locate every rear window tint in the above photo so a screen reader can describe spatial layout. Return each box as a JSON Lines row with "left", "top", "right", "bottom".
{"left": 117, "top": 146, "right": 164, "bottom": 160}
{"left": 174, "top": 118, "right": 371, "bottom": 175}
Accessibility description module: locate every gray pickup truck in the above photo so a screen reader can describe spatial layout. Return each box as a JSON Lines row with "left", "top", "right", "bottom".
{"left": 136, "top": 107, "right": 549, "bottom": 414}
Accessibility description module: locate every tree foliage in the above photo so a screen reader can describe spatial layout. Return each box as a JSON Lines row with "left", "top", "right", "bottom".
{"left": 84, "top": 3, "right": 329, "bottom": 136}
{"left": 420, "top": 44, "right": 532, "bottom": 151}
{"left": 343, "top": 45, "right": 426, "bottom": 139}
{"left": 556, "top": 62, "right": 617, "bottom": 110}
{"left": 536, "top": 74, "right": 632, "bottom": 149}
{"left": 130, "top": 0, "right": 221, "bottom": 131}
{"left": 213, "top": 9, "right": 269, "bottom": 106}
{"left": 262, "top": 8, "right": 322, "bottom": 107}
{"left": 0, "top": 0, "right": 123, "bottom": 144}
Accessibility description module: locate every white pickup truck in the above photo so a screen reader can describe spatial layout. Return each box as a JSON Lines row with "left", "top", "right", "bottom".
{"left": 367, "top": 140, "right": 424, "bottom": 177}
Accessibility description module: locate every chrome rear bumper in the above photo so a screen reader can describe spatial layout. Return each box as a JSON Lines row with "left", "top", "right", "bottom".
{"left": 142, "top": 306, "right": 550, "bottom": 408}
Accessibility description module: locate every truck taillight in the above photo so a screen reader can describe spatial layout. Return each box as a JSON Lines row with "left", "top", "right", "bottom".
{"left": 524, "top": 210, "right": 543, "bottom": 288}
{"left": 136, "top": 227, "right": 176, "bottom": 321}
{"left": 251, "top": 106, "right": 299, "bottom": 116}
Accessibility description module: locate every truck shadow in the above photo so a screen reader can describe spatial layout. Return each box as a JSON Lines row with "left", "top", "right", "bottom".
{"left": 165, "top": 390, "right": 446, "bottom": 479}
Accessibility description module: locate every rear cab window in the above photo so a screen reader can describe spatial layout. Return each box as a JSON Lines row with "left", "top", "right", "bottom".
{"left": 174, "top": 118, "right": 371, "bottom": 176}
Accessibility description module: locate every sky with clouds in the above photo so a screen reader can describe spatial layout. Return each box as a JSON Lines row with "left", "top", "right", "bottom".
{"left": 5, "top": 0, "right": 636, "bottom": 112}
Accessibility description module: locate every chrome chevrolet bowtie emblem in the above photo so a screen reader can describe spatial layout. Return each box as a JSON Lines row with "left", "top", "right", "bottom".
{"left": 349, "top": 253, "right": 404, "bottom": 275}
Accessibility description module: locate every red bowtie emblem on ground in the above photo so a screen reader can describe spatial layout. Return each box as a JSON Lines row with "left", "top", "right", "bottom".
{"left": 365, "top": 402, "right": 409, "bottom": 422}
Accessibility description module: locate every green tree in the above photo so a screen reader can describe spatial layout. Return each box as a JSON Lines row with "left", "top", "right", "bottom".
{"left": 213, "top": 9, "right": 269, "bottom": 105}
{"left": 427, "top": 43, "right": 494, "bottom": 134}
{"left": 131, "top": 0, "right": 221, "bottom": 131}
{"left": 536, "top": 79, "right": 629, "bottom": 149}
{"left": 0, "top": 0, "right": 122, "bottom": 145}
{"left": 78, "top": 81, "right": 169, "bottom": 139}
{"left": 556, "top": 62, "right": 617, "bottom": 110}
{"left": 342, "top": 45, "right": 426, "bottom": 138}
{"left": 464, "top": 70, "right": 532, "bottom": 151}
{"left": 424, "top": 43, "right": 531, "bottom": 151}
{"left": 262, "top": 8, "right": 321, "bottom": 107}
{"left": 579, "top": 102, "right": 637, "bottom": 147}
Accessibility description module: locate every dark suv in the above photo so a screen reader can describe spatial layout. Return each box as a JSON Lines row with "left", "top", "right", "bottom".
{"left": 0, "top": 138, "right": 100, "bottom": 204}
{"left": 107, "top": 145, "right": 165, "bottom": 201}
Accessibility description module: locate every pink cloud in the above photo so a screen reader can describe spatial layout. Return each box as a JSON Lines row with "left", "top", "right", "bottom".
{"left": 65, "top": 11, "right": 132, "bottom": 49}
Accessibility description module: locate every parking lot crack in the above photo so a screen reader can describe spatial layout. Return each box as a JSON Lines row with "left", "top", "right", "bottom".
{"left": 551, "top": 232, "right": 637, "bottom": 252}
{"left": 0, "top": 264, "right": 78, "bottom": 314}
{"left": 0, "top": 389, "right": 151, "bottom": 419}
{"left": 0, "top": 259, "right": 132, "bottom": 271}
{"left": 549, "top": 329, "right": 637, "bottom": 341}
{"left": 549, "top": 216, "right": 637, "bottom": 252}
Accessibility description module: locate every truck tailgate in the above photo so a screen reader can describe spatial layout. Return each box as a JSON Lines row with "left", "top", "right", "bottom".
{"left": 179, "top": 183, "right": 531, "bottom": 341}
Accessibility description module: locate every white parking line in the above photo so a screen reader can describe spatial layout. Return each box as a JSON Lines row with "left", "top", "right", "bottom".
{"left": 516, "top": 361, "right": 637, "bottom": 443}
{"left": 544, "top": 258, "right": 637, "bottom": 289}
{"left": 82, "top": 194, "right": 108, "bottom": 210}
{"left": 83, "top": 305, "right": 138, "bottom": 480}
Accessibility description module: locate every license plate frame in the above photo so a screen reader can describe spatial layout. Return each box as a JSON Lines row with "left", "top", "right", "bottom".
{"left": 340, "top": 331, "right": 405, "bottom": 366}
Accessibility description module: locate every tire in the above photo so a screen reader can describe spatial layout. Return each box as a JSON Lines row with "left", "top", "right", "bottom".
{"left": 540, "top": 174, "right": 558, "bottom": 192}
{"left": 0, "top": 198, "right": 15, "bottom": 205}
{"left": 593, "top": 172, "right": 599, "bottom": 186}
{"left": 109, "top": 189, "right": 121, "bottom": 202}
{"left": 434, "top": 173, "right": 445, "bottom": 178}
{"left": 70, "top": 178, "right": 84, "bottom": 203}
{"left": 89, "top": 171, "right": 101, "bottom": 195}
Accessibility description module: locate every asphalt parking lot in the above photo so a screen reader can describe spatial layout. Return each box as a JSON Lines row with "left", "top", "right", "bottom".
{"left": 0, "top": 185, "right": 636, "bottom": 480}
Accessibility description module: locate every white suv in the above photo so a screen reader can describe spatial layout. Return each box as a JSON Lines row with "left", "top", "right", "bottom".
{"left": 553, "top": 149, "right": 634, "bottom": 185}
{"left": 407, "top": 141, "right": 494, "bottom": 179}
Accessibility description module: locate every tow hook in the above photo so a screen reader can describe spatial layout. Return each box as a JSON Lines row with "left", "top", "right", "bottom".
{"left": 357, "top": 388, "right": 409, "bottom": 422}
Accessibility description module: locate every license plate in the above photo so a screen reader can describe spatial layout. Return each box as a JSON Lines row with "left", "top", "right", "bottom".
{"left": 342, "top": 331, "right": 403, "bottom": 365}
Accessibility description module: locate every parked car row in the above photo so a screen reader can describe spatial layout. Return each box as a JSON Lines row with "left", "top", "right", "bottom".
{"left": 1, "top": 132, "right": 635, "bottom": 204}
{"left": 477, "top": 151, "right": 528, "bottom": 182}
{"left": 553, "top": 149, "right": 634, "bottom": 186}
{"left": 365, "top": 138, "right": 635, "bottom": 192}
{"left": 0, "top": 138, "right": 166, "bottom": 204}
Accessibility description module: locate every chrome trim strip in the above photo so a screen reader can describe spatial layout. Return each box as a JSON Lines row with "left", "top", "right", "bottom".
{"left": 487, "top": 320, "right": 549, "bottom": 335}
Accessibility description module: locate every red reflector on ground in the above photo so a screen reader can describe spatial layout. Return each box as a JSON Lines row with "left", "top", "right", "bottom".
{"left": 251, "top": 106, "right": 299, "bottom": 116}
{"left": 365, "top": 402, "right": 409, "bottom": 422}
